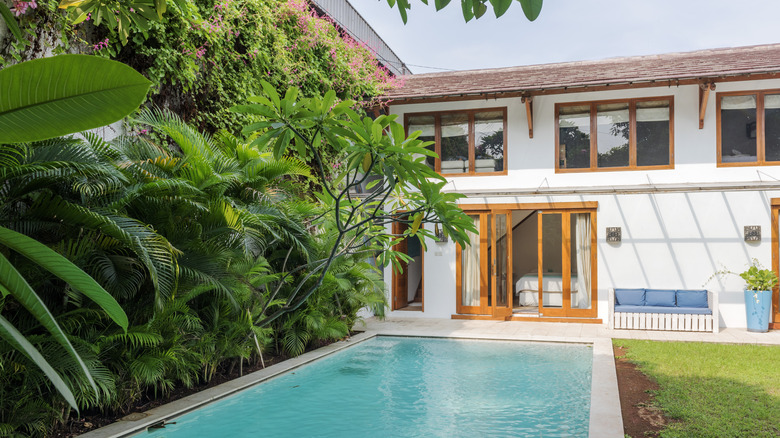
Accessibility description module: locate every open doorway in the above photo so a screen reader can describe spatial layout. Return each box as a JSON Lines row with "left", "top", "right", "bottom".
{"left": 455, "top": 203, "right": 597, "bottom": 320}
{"left": 392, "top": 221, "right": 423, "bottom": 311}
{"left": 511, "top": 209, "right": 596, "bottom": 317}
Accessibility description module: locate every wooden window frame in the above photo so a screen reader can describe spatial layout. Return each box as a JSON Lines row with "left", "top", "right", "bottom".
{"left": 716, "top": 89, "right": 780, "bottom": 167}
{"left": 404, "top": 108, "right": 508, "bottom": 177}
{"left": 555, "top": 96, "right": 675, "bottom": 173}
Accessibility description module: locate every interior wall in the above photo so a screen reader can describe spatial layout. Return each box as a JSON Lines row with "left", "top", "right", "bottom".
{"left": 512, "top": 210, "right": 538, "bottom": 284}
{"left": 541, "top": 214, "right": 563, "bottom": 273}
{"left": 407, "top": 255, "right": 422, "bottom": 301}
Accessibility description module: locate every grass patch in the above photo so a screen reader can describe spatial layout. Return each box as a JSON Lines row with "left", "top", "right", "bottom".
{"left": 613, "top": 339, "right": 780, "bottom": 437}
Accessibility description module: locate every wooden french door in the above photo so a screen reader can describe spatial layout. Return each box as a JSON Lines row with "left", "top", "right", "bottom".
{"left": 771, "top": 201, "right": 780, "bottom": 329}
{"left": 456, "top": 211, "right": 512, "bottom": 317}
{"left": 538, "top": 210, "right": 597, "bottom": 318}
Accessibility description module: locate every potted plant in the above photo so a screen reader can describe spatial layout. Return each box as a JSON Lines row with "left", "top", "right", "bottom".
{"left": 740, "top": 263, "right": 778, "bottom": 333}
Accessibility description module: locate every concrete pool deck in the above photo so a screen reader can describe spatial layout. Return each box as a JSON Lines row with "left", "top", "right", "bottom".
{"left": 79, "top": 317, "right": 780, "bottom": 438}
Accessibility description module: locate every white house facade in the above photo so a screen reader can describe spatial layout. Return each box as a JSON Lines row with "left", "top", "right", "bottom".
{"left": 381, "top": 44, "right": 780, "bottom": 330}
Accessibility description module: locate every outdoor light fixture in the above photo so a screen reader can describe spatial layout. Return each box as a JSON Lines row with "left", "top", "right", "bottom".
{"left": 435, "top": 224, "right": 448, "bottom": 243}
{"left": 744, "top": 225, "right": 761, "bottom": 242}
{"left": 606, "top": 227, "right": 622, "bottom": 243}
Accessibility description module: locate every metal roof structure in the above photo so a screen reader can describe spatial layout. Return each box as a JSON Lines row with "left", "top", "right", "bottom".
{"left": 310, "top": 0, "right": 411, "bottom": 77}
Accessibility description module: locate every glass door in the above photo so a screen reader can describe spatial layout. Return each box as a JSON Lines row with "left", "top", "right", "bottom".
{"left": 538, "top": 211, "right": 596, "bottom": 317}
{"left": 492, "top": 210, "right": 513, "bottom": 318}
{"left": 456, "top": 211, "right": 512, "bottom": 317}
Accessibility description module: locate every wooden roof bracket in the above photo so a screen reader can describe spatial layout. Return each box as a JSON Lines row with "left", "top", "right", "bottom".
{"left": 699, "top": 82, "right": 716, "bottom": 129}
{"left": 521, "top": 95, "right": 534, "bottom": 138}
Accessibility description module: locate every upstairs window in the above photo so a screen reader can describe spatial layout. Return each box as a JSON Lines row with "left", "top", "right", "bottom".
{"left": 718, "top": 90, "right": 780, "bottom": 166}
{"left": 405, "top": 108, "right": 507, "bottom": 176}
{"left": 556, "top": 98, "right": 673, "bottom": 172}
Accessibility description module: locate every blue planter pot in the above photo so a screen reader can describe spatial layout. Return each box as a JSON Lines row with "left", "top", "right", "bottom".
{"left": 744, "top": 290, "right": 773, "bottom": 333}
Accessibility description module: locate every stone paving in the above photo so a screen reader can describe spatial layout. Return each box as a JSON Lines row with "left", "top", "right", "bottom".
{"left": 359, "top": 317, "right": 780, "bottom": 345}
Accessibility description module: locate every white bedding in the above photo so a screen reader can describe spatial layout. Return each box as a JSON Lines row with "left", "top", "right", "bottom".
{"left": 514, "top": 273, "right": 579, "bottom": 307}
{"left": 515, "top": 273, "right": 578, "bottom": 293}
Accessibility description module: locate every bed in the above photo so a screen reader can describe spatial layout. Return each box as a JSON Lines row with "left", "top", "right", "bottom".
{"left": 514, "top": 273, "right": 579, "bottom": 306}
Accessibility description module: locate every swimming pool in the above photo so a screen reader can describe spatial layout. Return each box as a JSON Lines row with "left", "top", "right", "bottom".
{"left": 143, "top": 336, "right": 592, "bottom": 437}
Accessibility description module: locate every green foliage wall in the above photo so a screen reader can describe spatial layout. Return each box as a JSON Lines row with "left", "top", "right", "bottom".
{"left": 1, "top": 0, "right": 401, "bottom": 133}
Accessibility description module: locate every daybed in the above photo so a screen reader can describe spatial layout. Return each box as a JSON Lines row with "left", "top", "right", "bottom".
{"left": 608, "top": 288, "right": 719, "bottom": 333}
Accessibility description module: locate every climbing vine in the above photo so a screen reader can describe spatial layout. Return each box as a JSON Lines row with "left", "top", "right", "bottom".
{"left": 1, "top": 0, "right": 401, "bottom": 133}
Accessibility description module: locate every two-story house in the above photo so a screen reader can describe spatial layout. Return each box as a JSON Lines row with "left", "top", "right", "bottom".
{"left": 381, "top": 43, "right": 780, "bottom": 330}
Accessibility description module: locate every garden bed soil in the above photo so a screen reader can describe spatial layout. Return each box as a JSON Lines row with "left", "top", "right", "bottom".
{"left": 614, "top": 345, "right": 673, "bottom": 437}
{"left": 53, "top": 336, "right": 353, "bottom": 438}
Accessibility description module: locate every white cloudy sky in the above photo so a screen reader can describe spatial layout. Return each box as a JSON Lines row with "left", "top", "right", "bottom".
{"left": 348, "top": 0, "right": 780, "bottom": 74}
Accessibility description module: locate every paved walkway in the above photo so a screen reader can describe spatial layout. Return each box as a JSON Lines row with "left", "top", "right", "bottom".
{"left": 359, "top": 317, "right": 780, "bottom": 345}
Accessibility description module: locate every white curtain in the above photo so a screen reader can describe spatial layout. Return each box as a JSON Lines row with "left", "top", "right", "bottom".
{"left": 462, "top": 217, "right": 480, "bottom": 307}
{"left": 575, "top": 214, "right": 591, "bottom": 309}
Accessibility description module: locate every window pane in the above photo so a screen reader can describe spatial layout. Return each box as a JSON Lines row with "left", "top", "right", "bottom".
{"left": 765, "top": 95, "right": 780, "bottom": 162}
{"left": 636, "top": 100, "right": 671, "bottom": 167}
{"left": 474, "top": 111, "right": 504, "bottom": 172}
{"left": 440, "top": 113, "right": 470, "bottom": 174}
{"left": 407, "top": 115, "right": 436, "bottom": 170}
{"left": 720, "top": 95, "right": 757, "bottom": 163}
{"left": 596, "top": 103, "right": 629, "bottom": 168}
{"left": 558, "top": 105, "right": 591, "bottom": 169}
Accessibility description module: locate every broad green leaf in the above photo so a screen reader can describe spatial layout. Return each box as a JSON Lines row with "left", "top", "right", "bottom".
{"left": 434, "top": 0, "right": 451, "bottom": 11}
{"left": 58, "top": 0, "right": 87, "bottom": 8}
{"left": 0, "top": 55, "right": 151, "bottom": 143}
{"left": 489, "top": 0, "right": 512, "bottom": 17}
{"left": 0, "top": 316, "right": 79, "bottom": 411}
{"left": 0, "top": 226, "right": 128, "bottom": 330}
{"left": 474, "top": 1, "right": 488, "bottom": 18}
{"left": 0, "top": 252, "right": 97, "bottom": 395}
{"left": 410, "top": 213, "right": 423, "bottom": 234}
{"left": 0, "top": 3, "right": 22, "bottom": 42}
{"left": 518, "top": 0, "right": 543, "bottom": 21}
{"left": 461, "top": 0, "right": 475, "bottom": 22}
{"left": 154, "top": 0, "right": 166, "bottom": 18}
{"left": 362, "top": 153, "right": 372, "bottom": 172}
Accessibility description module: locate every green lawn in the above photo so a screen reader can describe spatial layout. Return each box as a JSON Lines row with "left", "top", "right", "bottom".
{"left": 613, "top": 339, "right": 780, "bottom": 438}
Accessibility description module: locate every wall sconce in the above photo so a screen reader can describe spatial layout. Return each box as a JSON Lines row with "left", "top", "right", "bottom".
{"left": 435, "top": 224, "right": 448, "bottom": 243}
{"left": 744, "top": 225, "right": 761, "bottom": 242}
{"left": 606, "top": 227, "right": 622, "bottom": 243}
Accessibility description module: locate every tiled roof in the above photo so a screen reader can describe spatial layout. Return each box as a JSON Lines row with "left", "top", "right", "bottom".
{"left": 384, "top": 44, "right": 780, "bottom": 101}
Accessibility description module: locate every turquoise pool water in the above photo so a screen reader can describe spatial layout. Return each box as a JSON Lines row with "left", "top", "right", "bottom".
{"left": 144, "top": 337, "right": 592, "bottom": 437}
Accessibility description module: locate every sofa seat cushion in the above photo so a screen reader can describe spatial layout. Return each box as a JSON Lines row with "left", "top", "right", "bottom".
{"left": 676, "top": 290, "right": 708, "bottom": 308}
{"left": 615, "top": 288, "right": 645, "bottom": 306}
{"left": 614, "top": 305, "right": 712, "bottom": 315}
{"left": 645, "top": 289, "right": 676, "bottom": 306}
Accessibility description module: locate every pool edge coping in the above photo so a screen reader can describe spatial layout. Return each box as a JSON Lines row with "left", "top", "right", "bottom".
{"left": 79, "top": 331, "right": 624, "bottom": 438}
{"left": 78, "top": 331, "right": 378, "bottom": 438}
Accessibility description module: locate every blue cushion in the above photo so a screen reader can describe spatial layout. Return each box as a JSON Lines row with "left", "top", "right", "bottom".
{"left": 615, "top": 305, "right": 712, "bottom": 315}
{"left": 676, "top": 290, "right": 708, "bottom": 308}
{"left": 615, "top": 288, "right": 645, "bottom": 306}
{"left": 645, "top": 289, "right": 676, "bottom": 307}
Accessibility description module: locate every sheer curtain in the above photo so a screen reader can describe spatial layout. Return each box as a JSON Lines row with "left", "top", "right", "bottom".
{"left": 575, "top": 214, "right": 591, "bottom": 309}
{"left": 462, "top": 217, "right": 480, "bottom": 307}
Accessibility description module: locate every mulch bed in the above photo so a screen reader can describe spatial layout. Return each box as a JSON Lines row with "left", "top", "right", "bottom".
{"left": 614, "top": 345, "right": 673, "bottom": 437}
{"left": 52, "top": 337, "right": 349, "bottom": 437}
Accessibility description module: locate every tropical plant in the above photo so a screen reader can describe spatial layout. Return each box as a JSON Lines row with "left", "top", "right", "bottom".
{"left": 0, "top": 54, "right": 150, "bottom": 412}
{"left": 740, "top": 262, "right": 779, "bottom": 292}
{"left": 232, "top": 83, "right": 476, "bottom": 328}
{"left": 0, "top": 54, "right": 151, "bottom": 143}
{"left": 387, "top": 0, "right": 544, "bottom": 23}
